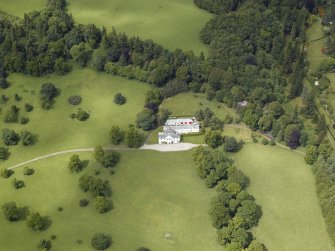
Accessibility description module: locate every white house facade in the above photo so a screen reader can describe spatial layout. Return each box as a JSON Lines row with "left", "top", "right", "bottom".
{"left": 158, "top": 131, "right": 180, "bottom": 144}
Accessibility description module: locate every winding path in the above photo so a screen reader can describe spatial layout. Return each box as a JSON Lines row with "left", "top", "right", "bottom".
{"left": 7, "top": 143, "right": 204, "bottom": 170}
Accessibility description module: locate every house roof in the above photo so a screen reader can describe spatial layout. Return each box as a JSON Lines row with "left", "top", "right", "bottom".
{"left": 165, "top": 117, "right": 199, "bottom": 126}
{"left": 164, "top": 124, "right": 200, "bottom": 131}
{"left": 158, "top": 131, "right": 180, "bottom": 140}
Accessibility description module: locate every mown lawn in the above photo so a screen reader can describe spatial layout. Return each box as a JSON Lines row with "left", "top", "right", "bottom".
{"left": 1, "top": 67, "right": 150, "bottom": 167}
{"left": 0, "top": 150, "right": 220, "bottom": 251}
{"left": 0, "top": 0, "right": 211, "bottom": 55}
{"left": 234, "top": 143, "right": 334, "bottom": 251}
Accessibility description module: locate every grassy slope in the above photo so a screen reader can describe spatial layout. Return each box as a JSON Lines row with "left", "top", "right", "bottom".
{"left": 234, "top": 143, "right": 333, "bottom": 251}
{"left": 0, "top": 0, "right": 211, "bottom": 55}
{"left": 1, "top": 67, "right": 150, "bottom": 167}
{"left": 0, "top": 151, "right": 220, "bottom": 251}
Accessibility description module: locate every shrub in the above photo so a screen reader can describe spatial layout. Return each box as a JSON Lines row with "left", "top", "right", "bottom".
{"left": 27, "top": 212, "right": 45, "bottom": 231}
{"left": 68, "top": 95, "right": 82, "bottom": 106}
{"left": 270, "top": 140, "right": 276, "bottom": 146}
{"left": 40, "top": 83, "right": 58, "bottom": 101}
{"left": 37, "top": 239, "right": 51, "bottom": 250}
{"left": 19, "top": 116, "right": 29, "bottom": 125}
{"left": 76, "top": 110, "right": 90, "bottom": 121}
{"left": 0, "top": 78, "right": 9, "bottom": 89}
{"left": 79, "top": 199, "right": 89, "bottom": 207}
{"left": 126, "top": 126, "right": 143, "bottom": 148}
{"left": 109, "top": 125, "right": 123, "bottom": 145}
{"left": 57, "top": 207, "right": 63, "bottom": 212}
{"left": 3, "top": 105, "right": 19, "bottom": 123}
{"left": 91, "top": 233, "right": 111, "bottom": 250}
{"left": 2, "top": 202, "right": 21, "bottom": 221}
{"left": 261, "top": 138, "right": 269, "bottom": 145}
{"left": 224, "top": 137, "right": 238, "bottom": 152}
{"left": 0, "top": 147, "right": 9, "bottom": 161}
{"left": 12, "top": 178, "right": 25, "bottom": 189}
{"left": 23, "top": 167, "right": 34, "bottom": 175}
{"left": 114, "top": 93, "right": 126, "bottom": 105}
{"left": 50, "top": 235, "right": 57, "bottom": 240}
{"left": 20, "top": 131, "right": 34, "bottom": 146}
{"left": 68, "top": 155, "right": 84, "bottom": 173}
{"left": 101, "top": 151, "right": 120, "bottom": 168}
{"left": 205, "top": 130, "right": 223, "bottom": 148}
{"left": 94, "top": 196, "right": 112, "bottom": 213}
{"left": 24, "top": 103, "right": 34, "bottom": 112}
{"left": 14, "top": 93, "right": 22, "bottom": 101}
{"left": 0, "top": 168, "right": 13, "bottom": 178}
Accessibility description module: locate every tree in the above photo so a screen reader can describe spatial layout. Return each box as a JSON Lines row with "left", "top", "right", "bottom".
{"left": 27, "top": 212, "right": 45, "bottom": 231}
{"left": 94, "top": 145, "right": 105, "bottom": 163}
{"left": 126, "top": 126, "right": 143, "bottom": 148}
{"left": 109, "top": 126, "right": 123, "bottom": 145}
{"left": 3, "top": 105, "right": 19, "bottom": 123}
{"left": 114, "top": 93, "right": 126, "bottom": 105}
{"left": 70, "top": 42, "right": 93, "bottom": 67}
{"left": 0, "top": 78, "right": 9, "bottom": 89}
{"left": 284, "top": 124, "right": 300, "bottom": 149}
{"left": 23, "top": 166, "right": 34, "bottom": 175}
{"left": 101, "top": 151, "right": 120, "bottom": 168}
{"left": 136, "top": 109, "right": 157, "bottom": 131}
{"left": 205, "top": 130, "right": 223, "bottom": 148}
{"left": 68, "top": 155, "right": 84, "bottom": 173}
{"left": 145, "top": 89, "right": 162, "bottom": 111}
{"left": 2, "top": 202, "right": 21, "bottom": 221}
{"left": 2, "top": 129, "right": 20, "bottom": 145}
{"left": 20, "top": 131, "right": 34, "bottom": 146}
{"left": 40, "top": 83, "right": 58, "bottom": 101}
{"left": 0, "top": 147, "right": 9, "bottom": 161}
{"left": 94, "top": 196, "right": 112, "bottom": 213}
{"left": 76, "top": 110, "right": 90, "bottom": 121}
{"left": 68, "top": 95, "right": 82, "bottom": 106}
{"left": 305, "top": 145, "right": 319, "bottom": 165}
{"left": 224, "top": 137, "right": 238, "bottom": 153}
{"left": 12, "top": 178, "right": 25, "bottom": 189}
{"left": 91, "top": 233, "right": 111, "bottom": 250}
{"left": 245, "top": 240, "right": 267, "bottom": 251}
{"left": 0, "top": 167, "right": 13, "bottom": 178}
{"left": 37, "top": 239, "right": 52, "bottom": 250}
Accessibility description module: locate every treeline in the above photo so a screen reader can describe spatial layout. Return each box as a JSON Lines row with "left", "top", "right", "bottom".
{"left": 193, "top": 147, "right": 265, "bottom": 250}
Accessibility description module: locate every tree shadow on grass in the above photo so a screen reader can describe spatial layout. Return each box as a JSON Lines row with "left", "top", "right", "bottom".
{"left": 41, "top": 216, "right": 52, "bottom": 231}
{"left": 82, "top": 160, "right": 90, "bottom": 169}
{"left": 19, "top": 206, "right": 30, "bottom": 220}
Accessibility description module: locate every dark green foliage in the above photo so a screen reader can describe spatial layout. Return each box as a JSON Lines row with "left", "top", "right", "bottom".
{"left": 37, "top": 239, "right": 52, "bottom": 250}
{"left": 136, "top": 248, "right": 151, "bottom": 251}
{"left": 193, "top": 147, "right": 263, "bottom": 249}
{"left": 145, "top": 89, "right": 162, "bottom": 111}
{"left": 0, "top": 78, "right": 9, "bottom": 89}
{"left": 0, "top": 168, "right": 13, "bottom": 178}
{"left": 79, "top": 174, "right": 110, "bottom": 197}
{"left": 94, "top": 196, "right": 113, "bottom": 213}
{"left": 305, "top": 145, "right": 319, "bottom": 165}
{"left": 54, "top": 57, "right": 70, "bottom": 75}
{"left": 3, "top": 105, "right": 20, "bottom": 123}
{"left": 196, "top": 108, "right": 224, "bottom": 130}
{"left": 20, "top": 131, "right": 34, "bottom": 146}
{"left": 75, "top": 109, "right": 90, "bottom": 121}
{"left": 101, "top": 151, "right": 120, "bottom": 168}
{"left": 68, "top": 155, "right": 84, "bottom": 173}
{"left": 2, "top": 129, "right": 20, "bottom": 145}
{"left": 14, "top": 93, "right": 22, "bottom": 101}
{"left": 79, "top": 199, "right": 89, "bottom": 207}
{"left": 2, "top": 202, "right": 22, "bottom": 221}
{"left": 91, "top": 233, "right": 111, "bottom": 250}
{"left": 94, "top": 145, "right": 105, "bottom": 163}
{"left": 114, "top": 93, "right": 126, "bottom": 105}
{"left": 12, "top": 178, "right": 25, "bottom": 189}
{"left": 19, "top": 116, "right": 29, "bottom": 125}
{"left": 126, "top": 126, "right": 144, "bottom": 148}
{"left": 109, "top": 125, "right": 123, "bottom": 145}
{"left": 0, "top": 147, "right": 9, "bottom": 161}
{"left": 40, "top": 83, "right": 58, "bottom": 110}
{"left": 205, "top": 130, "right": 223, "bottom": 148}
{"left": 224, "top": 137, "right": 238, "bottom": 153}
{"left": 136, "top": 109, "right": 157, "bottom": 131}
{"left": 284, "top": 124, "right": 300, "bottom": 149}
{"left": 161, "top": 79, "right": 188, "bottom": 98}
{"left": 70, "top": 42, "right": 93, "bottom": 67}
{"left": 68, "top": 95, "right": 82, "bottom": 106}
{"left": 261, "top": 138, "right": 269, "bottom": 145}
{"left": 23, "top": 167, "right": 34, "bottom": 176}
{"left": 24, "top": 103, "right": 34, "bottom": 112}
{"left": 27, "top": 212, "right": 45, "bottom": 231}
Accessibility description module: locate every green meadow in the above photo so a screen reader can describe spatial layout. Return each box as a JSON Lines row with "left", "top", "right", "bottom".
{"left": 0, "top": 67, "right": 150, "bottom": 167}
{"left": 234, "top": 143, "right": 333, "bottom": 251}
{"left": 0, "top": 0, "right": 211, "bottom": 54}
{"left": 0, "top": 150, "right": 220, "bottom": 251}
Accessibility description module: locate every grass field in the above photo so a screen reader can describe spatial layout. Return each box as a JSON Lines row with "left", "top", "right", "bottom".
{"left": 161, "top": 93, "right": 237, "bottom": 121}
{"left": 0, "top": 150, "right": 220, "bottom": 251}
{"left": 0, "top": 0, "right": 211, "bottom": 55}
{"left": 234, "top": 144, "right": 333, "bottom": 251}
{"left": 0, "top": 67, "right": 150, "bottom": 167}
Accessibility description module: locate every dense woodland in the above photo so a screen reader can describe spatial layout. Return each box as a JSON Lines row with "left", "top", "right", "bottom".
{"left": 1, "top": 0, "right": 335, "bottom": 249}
